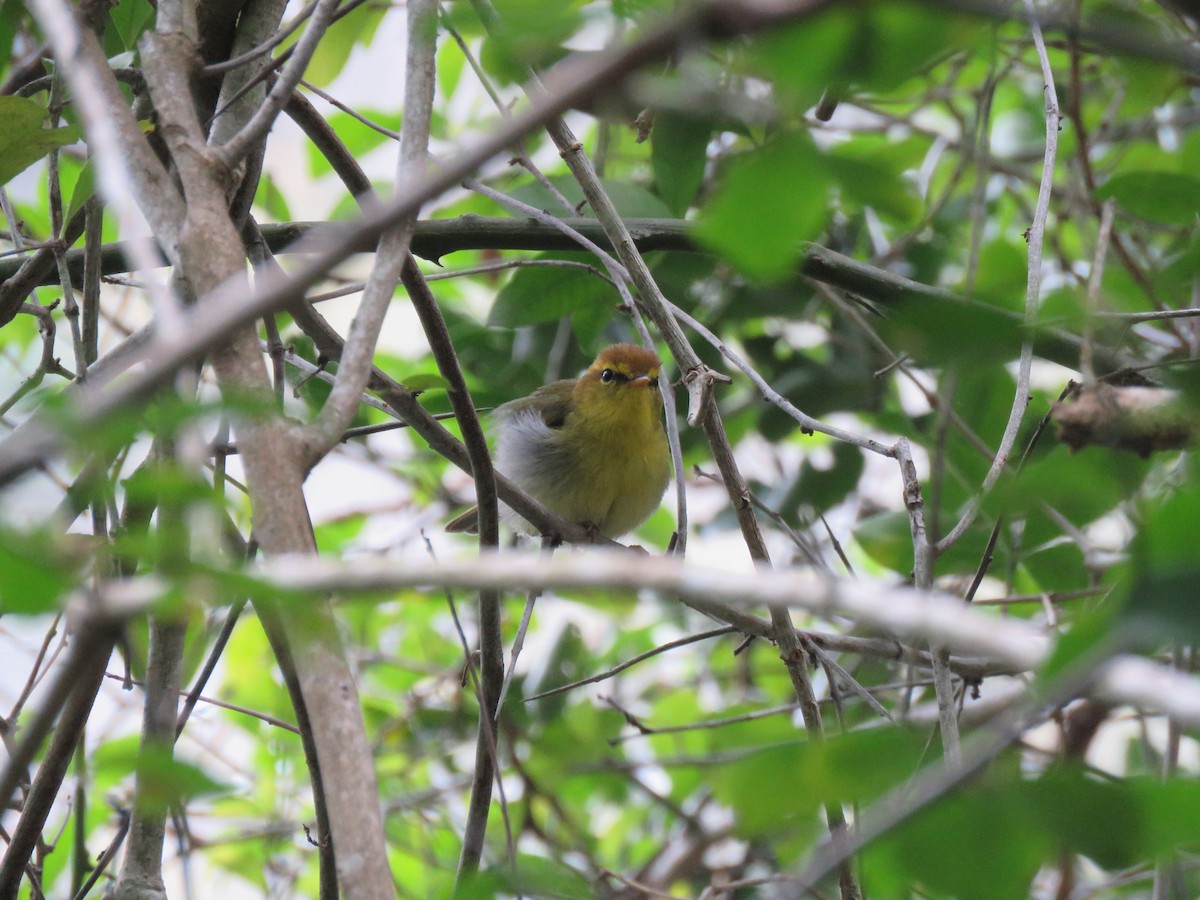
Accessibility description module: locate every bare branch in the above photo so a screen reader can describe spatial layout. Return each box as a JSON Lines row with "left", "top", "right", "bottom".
{"left": 301, "top": 0, "right": 436, "bottom": 462}
{"left": 215, "top": 0, "right": 340, "bottom": 166}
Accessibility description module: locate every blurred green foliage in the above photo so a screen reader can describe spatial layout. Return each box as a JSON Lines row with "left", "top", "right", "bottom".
{"left": 3, "top": 0, "right": 1200, "bottom": 897}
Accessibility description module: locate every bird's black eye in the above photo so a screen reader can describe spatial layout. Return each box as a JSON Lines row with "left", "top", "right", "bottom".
{"left": 600, "top": 368, "right": 616, "bottom": 383}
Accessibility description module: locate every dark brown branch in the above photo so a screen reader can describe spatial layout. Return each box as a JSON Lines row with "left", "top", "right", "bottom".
{"left": 0, "top": 635, "right": 112, "bottom": 896}
{"left": 0, "top": 621, "right": 120, "bottom": 834}
{"left": 1052, "top": 384, "right": 1195, "bottom": 456}
{"left": 0, "top": 216, "right": 694, "bottom": 286}
{"left": 5, "top": 220, "right": 1125, "bottom": 377}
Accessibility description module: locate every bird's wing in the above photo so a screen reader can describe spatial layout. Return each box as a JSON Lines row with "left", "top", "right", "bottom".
{"left": 498, "top": 380, "right": 574, "bottom": 430}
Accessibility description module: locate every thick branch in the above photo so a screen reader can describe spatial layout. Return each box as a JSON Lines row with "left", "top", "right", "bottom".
{"left": 5, "top": 221, "right": 1124, "bottom": 376}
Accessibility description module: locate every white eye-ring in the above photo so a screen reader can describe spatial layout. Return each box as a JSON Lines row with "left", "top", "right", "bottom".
{"left": 600, "top": 368, "right": 616, "bottom": 383}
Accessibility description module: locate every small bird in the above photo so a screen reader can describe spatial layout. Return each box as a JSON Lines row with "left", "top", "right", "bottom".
{"left": 447, "top": 343, "right": 671, "bottom": 539}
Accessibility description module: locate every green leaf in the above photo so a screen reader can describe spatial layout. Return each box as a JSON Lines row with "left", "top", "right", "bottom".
{"left": 695, "top": 132, "right": 829, "bottom": 282}
{"left": 436, "top": 33, "right": 466, "bottom": 101}
{"left": 64, "top": 157, "right": 95, "bottom": 225}
{"left": 824, "top": 147, "right": 919, "bottom": 224}
{"left": 107, "top": 0, "right": 155, "bottom": 52}
{"left": 1097, "top": 171, "right": 1200, "bottom": 226}
{"left": 853, "top": 511, "right": 914, "bottom": 576}
{"left": 1137, "top": 777, "right": 1200, "bottom": 856}
{"left": 872, "top": 778, "right": 1045, "bottom": 899}
{"left": 750, "top": 2, "right": 983, "bottom": 102}
{"left": 1155, "top": 231, "right": 1200, "bottom": 299}
{"left": 1128, "top": 468, "right": 1195, "bottom": 573}
{"left": 304, "top": 2, "right": 387, "bottom": 86}
{"left": 0, "top": 96, "right": 80, "bottom": 186}
{"left": 711, "top": 728, "right": 927, "bottom": 839}
{"left": 985, "top": 445, "right": 1149, "bottom": 528}
{"left": 971, "top": 238, "right": 1029, "bottom": 308}
{"left": 0, "top": 528, "right": 78, "bottom": 614}
{"left": 791, "top": 442, "right": 864, "bottom": 513}
{"left": 1026, "top": 771, "right": 1145, "bottom": 870}
{"left": 883, "top": 293, "right": 1026, "bottom": 366}
{"left": 254, "top": 172, "right": 292, "bottom": 222}
{"left": 1126, "top": 479, "right": 1200, "bottom": 639}
{"left": 1019, "top": 540, "right": 1089, "bottom": 595}
{"left": 400, "top": 372, "right": 450, "bottom": 393}
{"left": 489, "top": 254, "right": 617, "bottom": 328}
{"left": 748, "top": 10, "right": 856, "bottom": 107}
{"left": 471, "top": 855, "right": 593, "bottom": 900}
{"left": 1039, "top": 595, "right": 1123, "bottom": 681}
{"left": 522, "top": 623, "right": 585, "bottom": 722}
{"left": 480, "top": 0, "right": 585, "bottom": 83}
{"left": 0, "top": 0, "right": 22, "bottom": 72}
{"left": 841, "top": 1, "right": 976, "bottom": 91}
{"left": 941, "top": 368, "right": 1017, "bottom": 489}
{"left": 565, "top": 297, "right": 609, "bottom": 349}
{"left": 651, "top": 111, "right": 711, "bottom": 215}
{"left": 98, "top": 744, "right": 229, "bottom": 815}
{"left": 305, "top": 109, "right": 400, "bottom": 177}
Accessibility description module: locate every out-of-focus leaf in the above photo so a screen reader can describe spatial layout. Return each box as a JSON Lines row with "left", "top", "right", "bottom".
{"left": 824, "top": 147, "right": 919, "bottom": 224}
{"left": 843, "top": 1, "right": 979, "bottom": 91}
{"left": 613, "top": 0, "right": 670, "bottom": 17}
{"left": 1097, "top": 171, "right": 1200, "bottom": 226}
{"left": 304, "top": 2, "right": 387, "bottom": 86}
{"left": 1019, "top": 540, "right": 1089, "bottom": 595}
{"left": 64, "top": 157, "right": 95, "bottom": 225}
{"left": 468, "top": 855, "right": 593, "bottom": 900}
{"left": 1038, "top": 591, "right": 1123, "bottom": 680}
{"left": 1126, "top": 480, "right": 1200, "bottom": 639}
{"left": 94, "top": 743, "right": 228, "bottom": 816}
{"left": 938, "top": 368, "right": 1016, "bottom": 493}
{"left": 883, "top": 293, "right": 1025, "bottom": 366}
{"left": 489, "top": 254, "right": 616, "bottom": 328}
{"left": 711, "top": 728, "right": 926, "bottom": 839}
{"left": 1155, "top": 232, "right": 1200, "bottom": 299}
{"left": 748, "top": 9, "right": 856, "bottom": 106}
{"left": 971, "top": 238, "right": 1028, "bottom": 309}
{"left": 854, "top": 511, "right": 914, "bottom": 576}
{"left": 305, "top": 109, "right": 400, "bottom": 177}
{"left": 436, "top": 33, "right": 466, "bottom": 101}
{"left": 524, "top": 622, "right": 586, "bottom": 722}
{"left": 569, "top": 297, "right": 613, "bottom": 351}
{"left": 870, "top": 769, "right": 1045, "bottom": 900}
{"left": 985, "top": 445, "right": 1149, "bottom": 527}
{"left": 750, "top": 1, "right": 982, "bottom": 103}
{"left": 1026, "top": 770, "right": 1144, "bottom": 870}
{"left": 314, "top": 512, "right": 368, "bottom": 553}
{"left": 479, "top": 0, "right": 585, "bottom": 83}
{"left": 107, "top": 0, "right": 155, "bottom": 52}
{"left": 0, "top": 528, "right": 79, "bottom": 614}
{"left": 522, "top": 701, "right": 627, "bottom": 794}
{"left": 790, "top": 442, "right": 864, "bottom": 513}
{"left": 0, "top": 97, "right": 80, "bottom": 186}
{"left": 0, "top": 1, "right": 21, "bottom": 70}
{"left": 400, "top": 372, "right": 450, "bottom": 393}
{"left": 254, "top": 173, "right": 292, "bottom": 222}
{"left": 695, "top": 132, "right": 830, "bottom": 282}
{"left": 1137, "top": 777, "right": 1200, "bottom": 855}
{"left": 651, "top": 111, "right": 711, "bottom": 215}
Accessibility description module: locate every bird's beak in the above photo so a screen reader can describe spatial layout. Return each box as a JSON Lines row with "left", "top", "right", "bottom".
{"left": 631, "top": 374, "right": 655, "bottom": 388}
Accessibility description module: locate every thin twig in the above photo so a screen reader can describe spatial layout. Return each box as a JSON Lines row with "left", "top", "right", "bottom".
{"left": 216, "top": 0, "right": 340, "bottom": 166}
{"left": 935, "top": 0, "right": 1060, "bottom": 557}
{"left": 524, "top": 626, "right": 736, "bottom": 702}
{"left": 1080, "top": 198, "right": 1117, "bottom": 381}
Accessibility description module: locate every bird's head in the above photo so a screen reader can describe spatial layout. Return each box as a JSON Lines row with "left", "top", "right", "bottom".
{"left": 573, "top": 343, "right": 664, "bottom": 428}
